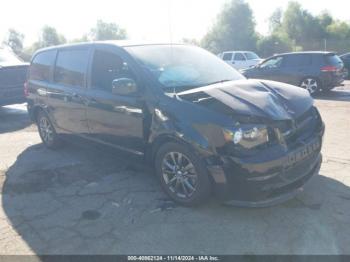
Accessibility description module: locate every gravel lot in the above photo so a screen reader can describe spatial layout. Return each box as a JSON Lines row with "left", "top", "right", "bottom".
{"left": 0, "top": 83, "right": 350, "bottom": 255}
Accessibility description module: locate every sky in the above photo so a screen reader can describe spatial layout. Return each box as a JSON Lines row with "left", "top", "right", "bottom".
{"left": 0, "top": 0, "right": 349, "bottom": 46}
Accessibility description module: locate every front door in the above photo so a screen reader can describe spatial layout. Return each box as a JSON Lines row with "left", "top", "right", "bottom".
{"left": 257, "top": 56, "right": 285, "bottom": 82}
{"left": 85, "top": 48, "right": 145, "bottom": 154}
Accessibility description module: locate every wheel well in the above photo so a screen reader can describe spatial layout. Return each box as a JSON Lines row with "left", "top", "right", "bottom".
{"left": 148, "top": 135, "right": 196, "bottom": 164}
{"left": 32, "top": 106, "right": 44, "bottom": 121}
{"left": 148, "top": 135, "right": 217, "bottom": 188}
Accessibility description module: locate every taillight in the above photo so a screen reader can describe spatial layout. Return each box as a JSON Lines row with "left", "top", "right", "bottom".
{"left": 24, "top": 81, "right": 29, "bottom": 97}
{"left": 321, "top": 66, "right": 338, "bottom": 72}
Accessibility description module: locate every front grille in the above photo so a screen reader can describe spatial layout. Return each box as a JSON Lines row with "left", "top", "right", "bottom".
{"left": 281, "top": 107, "right": 321, "bottom": 147}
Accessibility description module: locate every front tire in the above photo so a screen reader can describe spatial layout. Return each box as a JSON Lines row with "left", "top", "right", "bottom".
{"left": 155, "top": 142, "right": 211, "bottom": 206}
{"left": 37, "top": 111, "right": 62, "bottom": 149}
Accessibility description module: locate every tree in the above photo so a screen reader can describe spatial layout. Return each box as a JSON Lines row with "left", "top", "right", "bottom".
{"left": 39, "top": 26, "right": 66, "bottom": 48}
{"left": 268, "top": 8, "right": 283, "bottom": 33}
{"left": 281, "top": 2, "right": 324, "bottom": 49}
{"left": 318, "top": 11, "right": 333, "bottom": 28}
{"left": 201, "top": 0, "right": 258, "bottom": 54}
{"left": 22, "top": 26, "right": 66, "bottom": 57}
{"left": 2, "top": 29, "right": 24, "bottom": 54}
{"left": 182, "top": 38, "right": 200, "bottom": 46}
{"left": 257, "top": 35, "right": 292, "bottom": 58}
{"left": 90, "top": 20, "right": 127, "bottom": 41}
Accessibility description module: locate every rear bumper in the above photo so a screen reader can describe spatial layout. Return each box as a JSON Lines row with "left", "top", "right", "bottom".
{"left": 207, "top": 125, "right": 324, "bottom": 207}
{"left": 320, "top": 73, "right": 344, "bottom": 89}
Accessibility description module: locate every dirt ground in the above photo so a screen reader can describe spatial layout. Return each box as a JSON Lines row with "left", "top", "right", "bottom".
{"left": 0, "top": 83, "right": 349, "bottom": 255}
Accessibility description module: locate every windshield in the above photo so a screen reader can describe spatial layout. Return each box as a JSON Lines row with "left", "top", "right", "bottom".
{"left": 244, "top": 52, "right": 259, "bottom": 60}
{"left": 0, "top": 49, "right": 22, "bottom": 64}
{"left": 126, "top": 45, "right": 244, "bottom": 92}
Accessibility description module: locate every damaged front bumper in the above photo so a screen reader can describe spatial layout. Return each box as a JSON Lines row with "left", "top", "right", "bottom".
{"left": 207, "top": 124, "right": 324, "bottom": 208}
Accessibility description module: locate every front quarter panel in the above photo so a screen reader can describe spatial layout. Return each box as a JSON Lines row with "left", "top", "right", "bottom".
{"left": 148, "top": 95, "right": 232, "bottom": 158}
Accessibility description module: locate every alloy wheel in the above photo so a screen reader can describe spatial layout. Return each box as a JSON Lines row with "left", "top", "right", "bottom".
{"left": 39, "top": 117, "right": 54, "bottom": 144}
{"left": 161, "top": 152, "right": 198, "bottom": 199}
{"left": 301, "top": 78, "right": 318, "bottom": 94}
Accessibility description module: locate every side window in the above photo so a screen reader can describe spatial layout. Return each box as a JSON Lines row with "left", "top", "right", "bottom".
{"left": 91, "top": 50, "right": 136, "bottom": 92}
{"left": 260, "top": 56, "right": 284, "bottom": 69}
{"left": 54, "top": 49, "right": 89, "bottom": 88}
{"left": 234, "top": 53, "right": 246, "bottom": 61}
{"left": 222, "top": 53, "right": 233, "bottom": 61}
{"left": 284, "top": 55, "right": 312, "bottom": 67}
{"left": 30, "top": 51, "right": 56, "bottom": 81}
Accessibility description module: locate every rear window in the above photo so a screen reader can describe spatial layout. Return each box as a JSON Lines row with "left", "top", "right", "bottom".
{"left": 284, "top": 54, "right": 312, "bottom": 67}
{"left": 54, "top": 49, "right": 89, "bottom": 88}
{"left": 30, "top": 51, "right": 56, "bottom": 81}
{"left": 325, "top": 54, "right": 343, "bottom": 66}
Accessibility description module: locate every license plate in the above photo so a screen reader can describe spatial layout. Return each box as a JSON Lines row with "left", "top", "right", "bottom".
{"left": 285, "top": 138, "right": 321, "bottom": 168}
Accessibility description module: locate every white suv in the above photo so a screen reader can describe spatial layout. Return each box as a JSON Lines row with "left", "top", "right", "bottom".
{"left": 218, "top": 51, "right": 263, "bottom": 70}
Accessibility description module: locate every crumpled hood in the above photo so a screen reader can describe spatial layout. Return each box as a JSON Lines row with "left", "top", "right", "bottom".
{"left": 178, "top": 79, "right": 313, "bottom": 121}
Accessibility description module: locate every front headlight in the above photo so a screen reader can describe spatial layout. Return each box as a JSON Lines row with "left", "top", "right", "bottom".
{"left": 223, "top": 125, "right": 269, "bottom": 149}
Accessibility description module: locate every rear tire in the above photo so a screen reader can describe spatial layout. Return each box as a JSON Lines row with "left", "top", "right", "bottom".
{"left": 37, "top": 111, "right": 62, "bottom": 149}
{"left": 155, "top": 142, "right": 211, "bottom": 206}
{"left": 300, "top": 77, "right": 320, "bottom": 95}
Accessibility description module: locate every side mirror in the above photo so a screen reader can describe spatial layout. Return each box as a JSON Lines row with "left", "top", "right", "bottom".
{"left": 112, "top": 78, "right": 138, "bottom": 95}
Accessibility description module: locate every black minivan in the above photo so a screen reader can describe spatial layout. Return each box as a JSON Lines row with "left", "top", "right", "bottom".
{"left": 27, "top": 42, "right": 324, "bottom": 206}
{"left": 242, "top": 52, "right": 344, "bottom": 94}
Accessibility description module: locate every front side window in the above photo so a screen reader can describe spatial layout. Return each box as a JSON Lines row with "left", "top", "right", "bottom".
{"left": 126, "top": 45, "right": 244, "bottom": 92}
{"left": 260, "top": 56, "right": 284, "bottom": 69}
{"left": 54, "top": 49, "right": 89, "bottom": 88}
{"left": 244, "top": 52, "right": 259, "bottom": 60}
{"left": 91, "top": 50, "right": 136, "bottom": 92}
{"left": 30, "top": 51, "right": 56, "bottom": 81}
{"left": 234, "top": 53, "right": 246, "bottom": 61}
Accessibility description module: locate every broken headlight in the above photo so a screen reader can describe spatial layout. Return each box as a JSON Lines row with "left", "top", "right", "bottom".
{"left": 223, "top": 125, "right": 269, "bottom": 149}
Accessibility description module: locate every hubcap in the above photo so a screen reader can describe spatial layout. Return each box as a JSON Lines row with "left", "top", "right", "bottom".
{"left": 39, "top": 117, "right": 54, "bottom": 143}
{"left": 301, "top": 78, "right": 318, "bottom": 94}
{"left": 161, "top": 152, "right": 198, "bottom": 199}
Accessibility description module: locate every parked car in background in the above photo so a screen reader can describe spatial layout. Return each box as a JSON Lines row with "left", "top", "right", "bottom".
{"left": 340, "top": 53, "right": 350, "bottom": 79}
{"left": 0, "top": 48, "right": 28, "bottom": 106}
{"left": 242, "top": 52, "right": 344, "bottom": 94}
{"left": 218, "top": 51, "right": 263, "bottom": 70}
{"left": 27, "top": 42, "right": 324, "bottom": 206}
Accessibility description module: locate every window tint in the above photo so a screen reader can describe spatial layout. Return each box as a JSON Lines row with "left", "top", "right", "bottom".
{"left": 244, "top": 52, "right": 259, "bottom": 60}
{"left": 222, "top": 53, "right": 233, "bottom": 61}
{"left": 234, "top": 53, "right": 246, "bottom": 61}
{"left": 30, "top": 51, "right": 56, "bottom": 81}
{"left": 54, "top": 49, "right": 89, "bottom": 87}
{"left": 260, "top": 56, "right": 283, "bottom": 69}
{"left": 91, "top": 50, "right": 135, "bottom": 91}
{"left": 325, "top": 54, "right": 343, "bottom": 66}
{"left": 284, "top": 54, "right": 312, "bottom": 67}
